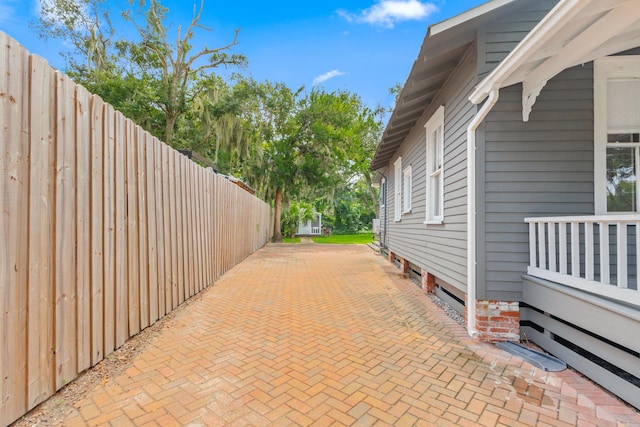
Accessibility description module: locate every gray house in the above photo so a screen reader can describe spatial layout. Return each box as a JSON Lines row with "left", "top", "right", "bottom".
{"left": 371, "top": 0, "right": 640, "bottom": 409}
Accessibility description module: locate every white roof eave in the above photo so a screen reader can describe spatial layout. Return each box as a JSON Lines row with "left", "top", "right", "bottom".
{"left": 469, "top": 0, "right": 640, "bottom": 121}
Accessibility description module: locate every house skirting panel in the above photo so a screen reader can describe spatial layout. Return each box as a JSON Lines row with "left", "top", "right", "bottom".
{"left": 521, "top": 275, "right": 640, "bottom": 409}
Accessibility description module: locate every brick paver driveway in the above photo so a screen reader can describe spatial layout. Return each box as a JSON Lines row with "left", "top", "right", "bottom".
{"left": 61, "top": 243, "right": 640, "bottom": 426}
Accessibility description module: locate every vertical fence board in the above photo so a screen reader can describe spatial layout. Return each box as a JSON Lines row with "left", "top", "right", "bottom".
{"left": 162, "top": 145, "right": 172, "bottom": 312}
{"left": 126, "top": 120, "right": 140, "bottom": 337}
{"left": 146, "top": 134, "right": 159, "bottom": 324}
{"left": 154, "top": 138, "right": 166, "bottom": 317}
{"left": 89, "top": 95, "right": 104, "bottom": 364}
{"left": 211, "top": 175, "right": 217, "bottom": 281}
{"left": 212, "top": 175, "right": 218, "bottom": 281}
{"left": 0, "top": 33, "right": 29, "bottom": 426}
{"left": 27, "top": 54, "right": 56, "bottom": 408}
{"left": 224, "top": 180, "right": 228, "bottom": 271}
{"left": 102, "top": 104, "right": 116, "bottom": 356}
{"left": 226, "top": 182, "right": 232, "bottom": 271}
{"left": 168, "top": 151, "right": 178, "bottom": 308}
{"left": 186, "top": 163, "right": 196, "bottom": 297}
{"left": 220, "top": 179, "right": 226, "bottom": 274}
{"left": 205, "top": 171, "right": 212, "bottom": 286}
{"left": 188, "top": 164, "right": 198, "bottom": 295}
{"left": 193, "top": 168, "right": 201, "bottom": 292}
{"left": 54, "top": 72, "right": 78, "bottom": 390}
{"left": 137, "top": 126, "right": 150, "bottom": 330}
{"left": 235, "top": 189, "right": 240, "bottom": 264}
{"left": 175, "top": 156, "right": 185, "bottom": 304}
{"left": 114, "top": 112, "right": 128, "bottom": 347}
{"left": 75, "top": 85, "right": 91, "bottom": 372}
{"left": 195, "top": 168, "right": 204, "bottom": 291}
{"left": 203, "top": 169, "right": 210, "bottom": 285}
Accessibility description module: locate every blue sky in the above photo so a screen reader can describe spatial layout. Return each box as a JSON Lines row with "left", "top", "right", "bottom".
{"left": 0, "top": 0, "right": 487, "bottom": 109}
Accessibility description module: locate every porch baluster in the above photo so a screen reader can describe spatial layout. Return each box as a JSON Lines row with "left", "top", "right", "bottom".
{"left": 617, "top": 222, "right": 628, "bottom": 289}
{"left": 538, "top": 222, "right": 546, "bottom": 270}
{"left": 571, "top": 222, "right": 580, "bottom": 277}
{"left": 559, "top": 222, "right": 567, "bottom": 274}
{"left": 548, "top": 222, "right": 557, "bottom": 272}
{"left": 529, "top": 222, "right": 537, "bottom": 268}
{"left": 600, "top": 222, "right": 610, "bottom": 285}
{"left": 585, "top": 222, "right": 594, "bottom": 281}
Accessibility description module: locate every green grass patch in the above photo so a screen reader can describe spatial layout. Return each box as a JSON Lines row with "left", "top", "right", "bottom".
{"left": 281, "top": 237, "right": 301, "bottom": 243}
{"left": 311, "top": 233, "right": 374, "bottom": 244}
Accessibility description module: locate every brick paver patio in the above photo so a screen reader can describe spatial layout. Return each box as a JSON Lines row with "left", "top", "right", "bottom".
{"left": 58, "top": 243, "right": 640, "bottom": 426}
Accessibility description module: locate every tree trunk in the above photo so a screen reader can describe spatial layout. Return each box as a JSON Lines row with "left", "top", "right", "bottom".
{"left": 164, "top": 112, "right": 178, "bottom": 146}
{"left": 365, "top": 173, "right": 379, "bottom": 216}
{"left": 273, "top": 186, "right": 283, "bottom": 242}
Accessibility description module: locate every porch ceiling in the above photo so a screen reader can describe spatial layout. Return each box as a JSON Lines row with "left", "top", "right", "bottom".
{"left": 469, "top": 0, "right": 640, "bottom": 120}
{"left": 371, "top": 0, "right": 525, "bottom": 171}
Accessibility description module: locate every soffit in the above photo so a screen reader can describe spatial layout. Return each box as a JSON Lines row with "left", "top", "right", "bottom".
{"left": 371, "top": 0, "right": 525, "bottom": 171}
{"left": 469, "top": 0, "right": 640, "bottom": 120}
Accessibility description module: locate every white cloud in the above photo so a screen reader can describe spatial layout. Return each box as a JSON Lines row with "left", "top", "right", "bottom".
{"left": 338, "top": 0, "right": 438, "bottom": 28}
{"left": 0, "top": 0, "right": 17, "bottom": 24}
{"left": 313, "top": 70, "right": 346, "bottom": 86}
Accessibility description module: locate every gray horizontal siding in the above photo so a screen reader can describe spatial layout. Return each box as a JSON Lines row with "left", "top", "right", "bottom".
{"left": 478, "top": 0, "right": 558, "bottom": 78}
{"left": 478, "top": 63, "right": 595, "bottom": 302}
{"left": 384, "top": 46, "right": 476, "bottom": 292}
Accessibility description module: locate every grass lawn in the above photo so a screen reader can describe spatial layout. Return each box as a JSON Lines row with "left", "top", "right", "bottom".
{"left": 311, "top": 233, "right": 374, "bottom": 244}
{"left": 281, "top": 237, "right": 301, "bottom": 243}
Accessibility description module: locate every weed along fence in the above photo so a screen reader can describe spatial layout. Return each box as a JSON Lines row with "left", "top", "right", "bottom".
{"left": 0, "top": 32, "right": 272, "bottom": 426}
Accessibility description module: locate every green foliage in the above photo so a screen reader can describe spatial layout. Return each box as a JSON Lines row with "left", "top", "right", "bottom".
{"left": 35, "top": 0, "right": 245, "bottom": 148}
{"left": 606, "top": 147, "right": 636, "bottom": 212}
{"left": 233, "top": 80, "right": 384, "bottom": 240}
{"left": 329, "top": 180, "right": 378, "bottom": 233}
{"left": 311, "top": 234, "right": 374, "bottom": 244}
{"left": 281, "top": 201, "right": 315, "bottom": 238}
{"left": 32, "top": 0, "right": 114, "bottom": 74}
{"left": 34, "top": 0, "right": 385, "bottom": 240}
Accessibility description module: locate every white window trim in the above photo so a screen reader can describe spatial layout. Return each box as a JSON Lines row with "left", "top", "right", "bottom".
{"left": 380, "top": 177, "right": 386, "bottom": 208}
{"left": 394, "top": 157, "right": 402, "bottom": 221}
{"left": 424, "top": 106, "right": 445, "bottom": 224}
{"left": 403, "top": 165, "right": 412, "bottom": 213}
{"left": 594, "top": 56, "right": 640, "bottom": 214}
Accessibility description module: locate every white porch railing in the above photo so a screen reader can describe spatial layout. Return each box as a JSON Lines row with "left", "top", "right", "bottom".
{"left": 525, "top": 215, "right": 640, "bottom": 307}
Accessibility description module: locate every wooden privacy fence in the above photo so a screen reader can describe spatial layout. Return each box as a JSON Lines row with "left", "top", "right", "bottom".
{"left": 0, "top": 32, "right": 272, "bottom": 426}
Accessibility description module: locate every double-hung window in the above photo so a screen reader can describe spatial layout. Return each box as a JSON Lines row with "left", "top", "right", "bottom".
{"left": 425, "top": 106, "right": 445, "bottom": 224}
{"left": 595, "top": 57, "right": 640, "bottom": 214}
{"left": 394, "top": 157, "right": 402, "bottom": 221}
{"left": 403, "top": 165, "right": 412, "bottom": 213}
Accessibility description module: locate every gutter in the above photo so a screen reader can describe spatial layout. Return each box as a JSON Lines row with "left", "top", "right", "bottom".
{"left": 466, "top": 89, "right": 499, "bottom": 338}
{"left": 464, "top": 0, "right": 586, "bottom": 338}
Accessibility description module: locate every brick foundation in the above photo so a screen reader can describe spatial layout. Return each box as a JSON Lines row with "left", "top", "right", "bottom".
{"left": 421, "top": 269, "right": 436, "bottom": 294}
{"left": 388, "top": 252, "right": 409, "bottom": 275}
{"left": 472, "top": 300, "right": 520, "bottom": 342}
{"left": 399, "top": 257, "right": 410, "bottom": 274}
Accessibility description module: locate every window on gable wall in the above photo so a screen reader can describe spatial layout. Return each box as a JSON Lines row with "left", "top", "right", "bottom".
{"left": 425, "top": 106, "right": 445, "bottom": 224}
{"left": 595, "top": 57, "right": 640, "bottom": 214}
{"left": 394, "top": 157, "right": 402, "bottom": 221}
{"left": 403, "top": 165, "right": 412, "bottom": 213}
